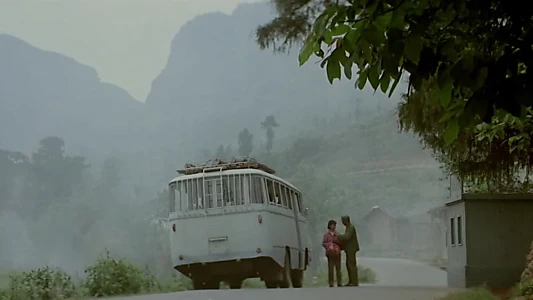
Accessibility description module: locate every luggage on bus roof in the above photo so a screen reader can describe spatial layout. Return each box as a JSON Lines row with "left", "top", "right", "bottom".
{"left": 177, "top": 157, "right": 276, "bottom": 175}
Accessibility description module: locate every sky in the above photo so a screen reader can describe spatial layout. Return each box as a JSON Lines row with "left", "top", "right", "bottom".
{"left": 0, "top": 0, "right": 262, "bottom": 101}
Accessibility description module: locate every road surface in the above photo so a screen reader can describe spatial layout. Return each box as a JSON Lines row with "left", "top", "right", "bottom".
{"left": 107, "top": 286, "right": 461, "bottom": 300}
{"left": 103, "top": 257, "right": 459, "bottom": 300}
{"left": 358, "top": 257, "right": 448, "bottom": 287}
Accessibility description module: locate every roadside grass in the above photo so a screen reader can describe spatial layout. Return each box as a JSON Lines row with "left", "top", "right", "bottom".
{"left": 0, "top": 252, "right": 378, "bottom": 298}
{"left": 438, "top": 288, "right": 499, "bottom": 300}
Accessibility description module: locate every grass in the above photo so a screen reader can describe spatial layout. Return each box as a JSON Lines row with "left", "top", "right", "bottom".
{"left": 438, "top": 288, "right": 499, "bottom": 300}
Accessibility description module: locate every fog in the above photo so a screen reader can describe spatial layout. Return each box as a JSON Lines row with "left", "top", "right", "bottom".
{"left": 0, "top": 1, "right": 452, "bottom": 279}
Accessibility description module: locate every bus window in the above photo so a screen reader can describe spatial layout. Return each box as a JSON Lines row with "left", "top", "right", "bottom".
{"left": 223, "top": 176, "right": 232, "bottom": 205}
{"left": 169, "top": 183, "right": 176, "bottom": 213}
{"left": 215, "top": 179, "right": 223, "bottom": 207}
{"left": 197, "top": 180, "right": 204, "bottom": 209}
{"left": 273, "top": 181, "right": 282, "bottom": 206}
{"left": 251, "top": 175, "right": 264, "bottom": 204}
{"left": 233, "top": 174, "right": 242, "bottom": 203}
{"left": 190, "top": 179, "right": 198, "bottom": 209}
{"left": 242, "top": 174, "right": 250, "bottom": 205}
{"left": 205, "top": 180, "right": 215, "bottom": 208}
{"left": 296, "top": 192, "right": 306, "bottom": 215}
{"left": 279, "top": 184, "right": 289, "bottom": 208}
{"left": 285, "top": 187, "right": 293, "bottom": 210}
{"left": 266, "top": 179, "right": 276, "bottom": 204}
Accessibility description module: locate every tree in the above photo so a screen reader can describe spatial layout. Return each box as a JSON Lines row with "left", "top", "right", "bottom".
{"left": 100, "top": 156, "right": 122, "bottom": 191}
{"left": 0, "top": 148, "right": 29, "bottom": 209}
{"left": 25, "top": 136, "right": 89, "bottom": 214}
{"left": 256, "top": 0, "right": 533, "bottom": 144}
{"left": 238, "top": 128, "right": 254, "bottom": 157}
{"left": 261, "top": 115, "right": 280, "bottom": 153}
{"left": 399, "top": 80, "right": 533, "bottom": 192}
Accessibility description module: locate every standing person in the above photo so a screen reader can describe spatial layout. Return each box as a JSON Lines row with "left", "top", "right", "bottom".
{"left": 338, "top": 215, "right": 360, "bottom": 286}
{"left": 322, "top": 220, "right": 342, "bottom": 287}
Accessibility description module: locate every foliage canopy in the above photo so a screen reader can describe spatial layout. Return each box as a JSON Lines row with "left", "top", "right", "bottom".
{"left": 257, "top": 0, "right": 533, "bottom": 144}
{"left": 399, "top": 80, "right": 533, "bottom": 192}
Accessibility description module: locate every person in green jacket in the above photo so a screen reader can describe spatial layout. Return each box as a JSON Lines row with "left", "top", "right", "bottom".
{"left": 338, "top": 215, "right": 360, "bottom": 286}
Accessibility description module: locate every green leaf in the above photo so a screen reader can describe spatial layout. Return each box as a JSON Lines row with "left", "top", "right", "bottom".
{"left": 390, "top": 8, "right": 406, "bottom": 29}
{"left": 438, "top": 80, "right": 453, "bottom": 108}
{"left": 298, "top": 39, "right": 315, "bottom": 66}
{"left": 388, "top": 71, "right": 403, "bottom": 97}
{"left": 326, "top": 59, "right": 341, "bottom": 84}
{"left": 367, "top": 64, "right": 380, "bottom": 90}
{"left": 323, "top": 30, "right": 333, "bottom": 45}
{"left": 404, "top": 34, "right": 423, "bottom": 64}
{"left": 330, "top": 24, "right": 351, "bottom": 36}
{"left": 374, "top": 11, "right": 393, "bottom": 30}
{"left": 363, "top": 24, "right": 385, "bottom": 46}
{"left": 444, "top": 119, "right": 459, "bottom": 145}
{"left": 343, "top": 55, "right": 354, "bottom": 80}
{"left": 344, "top": 21, "right": 366, "bottom": 44}
{"left": 357, "top": 69, "right": 368, "bottom": 90}
{"left": 380, "top": 73, "right": 391, "bottom": 93}
{"left": 438, "top": 110, "right": 455, "bottom": 123}
{"left": 313, "top": 11, "right": 331, "bottom": 35}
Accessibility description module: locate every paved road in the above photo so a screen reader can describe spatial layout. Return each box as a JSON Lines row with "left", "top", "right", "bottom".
{"left": 358, "top": 257, "right": 448, "bottom": 287}
{"left": 104, "top": 257, "right": 458, "bottom": 300}
{"left": 107, "top": 286, "right": 460, "bottom": 300}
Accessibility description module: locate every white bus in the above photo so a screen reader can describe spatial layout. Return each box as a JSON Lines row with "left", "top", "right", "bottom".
{"left": 167, "top": 158, "right": 311, "bottom": 289}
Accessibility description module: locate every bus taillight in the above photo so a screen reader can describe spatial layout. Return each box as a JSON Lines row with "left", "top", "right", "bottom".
{"left": 172, "top": 224, "right": 176, "bottom": 232}
{"left": 258, "top": 215, "right": 263, "bottom": 224}
{"left": 178, "top": 255, "right": 184, "bottom": 260}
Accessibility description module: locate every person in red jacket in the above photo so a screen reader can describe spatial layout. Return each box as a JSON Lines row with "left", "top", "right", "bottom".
{"left": 322, "top": 219, "right": 342, "bottom": 287}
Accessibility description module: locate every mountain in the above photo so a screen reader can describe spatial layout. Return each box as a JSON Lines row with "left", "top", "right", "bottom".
{"left": 146, "top": 2, "right": 403, "bottom": 155}
{"left": 0, "top": 34, "right": 144, "bottom": 156}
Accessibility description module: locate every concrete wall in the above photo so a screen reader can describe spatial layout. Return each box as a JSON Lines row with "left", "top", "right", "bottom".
{"left": 464, "top": 194, "right": 533, "bottom": 289}
{"left": 446, "top": 201, "right": 466, "bottom": 287}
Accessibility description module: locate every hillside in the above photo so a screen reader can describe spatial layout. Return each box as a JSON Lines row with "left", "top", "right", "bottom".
{"left": 146, "top": 2, "right": 405, "bottom": 156}
{"left": 0, "top": 34, "right": 144, "bottom": 155}
{"left": 262, "top": 110, "right": 449, "bottom": 220}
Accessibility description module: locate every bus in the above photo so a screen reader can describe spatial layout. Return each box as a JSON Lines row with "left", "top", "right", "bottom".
{"left": 167, "top": 158, "right": 311, "bottom": 289}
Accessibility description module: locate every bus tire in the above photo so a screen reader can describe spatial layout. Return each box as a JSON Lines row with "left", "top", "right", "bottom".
{"left": 227, "top": 279, "right": 243, "bottom": 289}
{"left": 291, "top": 269, "right": 304, "bottom": 288}
{"left": 192, "top": 279, "right": 204, "bottom": 290}
{"left": 204, "top": 279, "right": 220, "bottom": 290}
{"left": 193, "top": 278, "right": 219, "bottom": 290}
{"left": 279, "top": 251, "right": 292, "bottom": 288}
{"left": 265, "top": 281, "right": 278, "bottom": 289}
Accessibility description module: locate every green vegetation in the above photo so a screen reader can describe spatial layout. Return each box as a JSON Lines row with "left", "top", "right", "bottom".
{"left": 0, "top": 251, "right": 377, "bottom": 298}
{"left": 257, "top": 0, "right": 533, "bottom": 144}
{"left": 438, "top": 288, "right": 498, "bottom": 300}
{"left": 0, "top": 250, "right": 192, "bottom": 299}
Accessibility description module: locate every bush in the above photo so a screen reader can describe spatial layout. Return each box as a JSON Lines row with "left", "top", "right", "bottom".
{"left": 157, "top": 274, "right": 193, "bottom": 292}
{"left": 438, "top": 288, "right": 498, "bottom": 300}
{"left": 83, "top": 250, "right": 156, "bottom": 297}
{"left": 515, "top": 278, "right": 533, "bottom": 298}
{"left": 0, "top": 267, "right": 78, "bottom": 300}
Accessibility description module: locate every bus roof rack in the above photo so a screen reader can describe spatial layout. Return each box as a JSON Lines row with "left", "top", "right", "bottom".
{"left": 177, "top": 157, "right": 276, "bottom": 175}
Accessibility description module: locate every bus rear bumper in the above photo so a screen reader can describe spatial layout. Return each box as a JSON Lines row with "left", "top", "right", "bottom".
{"left": 173, "top": 248, "right": 283, "bottom": 268}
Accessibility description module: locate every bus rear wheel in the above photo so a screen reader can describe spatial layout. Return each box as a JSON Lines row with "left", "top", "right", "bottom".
{"left": 279, "top": 252, "right": 292, "bottom": 288}
{"left": 193, "top": 278, "right": 220, "bottom": 290}
{"left": 265, "top": 281, "right": 278, "bottom": 288}
{"left": 227, "top": 279, "right": 243, "bottom": 289}
{"left": 291, "top": 269, "right": 304, "bottom": 288}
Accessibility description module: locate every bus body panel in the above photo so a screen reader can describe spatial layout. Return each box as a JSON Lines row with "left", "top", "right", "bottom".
{"left": 169, "top": 207, "right": 271, "bottom": 267}
{"left": 167, "top": 168, "right": 311, "bottom": 281}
